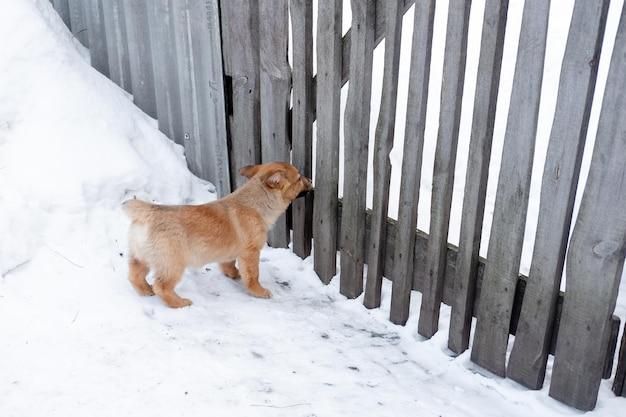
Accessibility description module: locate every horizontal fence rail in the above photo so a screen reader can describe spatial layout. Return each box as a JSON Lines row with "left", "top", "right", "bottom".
{"left": 49, "top": 0, "right": 626, "bottom": 411}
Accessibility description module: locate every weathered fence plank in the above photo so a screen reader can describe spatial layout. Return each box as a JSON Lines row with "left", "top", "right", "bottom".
{"left": 102, "top": 0, "right": 132, "bottom": 92}
{"left": 470, "top": 0, "right": 551, "bottom": 377}
{"left": 418, "top": 0, "right": 472, "bottom": 339}
{"left": 170, "top": 0, "right": 231, "bottom": 197}
{"left": 171, "top": 0, "right": 200, "bottom": 176}
{"left": 389, "top": 0, "right": 435, "bottom": 325}
{"left": 219, "top": 0, "right": 262, "bottom": 188}
{"left": 290, "top": 0, "right": 314, "bottom": 258}
{"left": 549, "top": 6, "right": 626, "bottom": 409}
{"left": 364, "top": 0, "right": 403, "bottom": 309}
{"left": 613, "top": 327, "right": 626, "bottom": 396}
{"left": 448, "top": 0, "right": 508, "bottom": 355}
{"left": 84, "top": 0, "right": 109, "bottom": 78}
{"left": 122, "top": 0, "right": 157, "bottom": 119}
{"left": 339, "top": 0, "right": 376, "bottom": 299}
{"left": 147, "top": 0, "right": 184, "bottom": 145}
{"left": 52, "top": 0, "right": 71, "bottom": 28}
{"left": 312, "top": 0, "right": 342, "bottom": 284}
{"left": 68, "top": 0, "right": 89, "bottom": 47}
{"left": 259, "top": 0, "right": 291, "bottom": 247}
{"left": 189, "top": 0, "right": 231, "bottom": 197}
{"left": 507, "top": 0, "right": 609, "bottom": 389}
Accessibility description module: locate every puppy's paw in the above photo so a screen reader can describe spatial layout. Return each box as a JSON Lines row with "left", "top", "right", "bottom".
{"left": 131, "top": 282, "right": 155, "bottom": 296}
{"left": 224, "top": 269, "right": 240, "bottom": 280}
{"left": 166, "top": 297, "right": 193, "bottom": 308}
{"left": 136, "top": 285, "right": 155, "bottom": 296}
{"left": 220, "top": 263, "right": 240, "bottom": 279}
{"left": 248, "top": 286, "right": 272, "bottom": 299}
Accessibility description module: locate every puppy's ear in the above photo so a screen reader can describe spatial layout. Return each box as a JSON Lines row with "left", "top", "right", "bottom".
{"left": 239, "top": 165, "right": 260, "bottom": 178}
{"left": 263, "top": 170, "right": 286, "bottom": 189}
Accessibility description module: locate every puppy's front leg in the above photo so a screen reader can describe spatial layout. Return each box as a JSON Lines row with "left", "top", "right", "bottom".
{"left": 239, "top": 250, "right": 272, "bottom": 299}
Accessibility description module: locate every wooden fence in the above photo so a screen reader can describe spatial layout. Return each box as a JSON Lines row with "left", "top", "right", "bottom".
{"left": 49, "top": 0, "right": 626, "bottom": 411}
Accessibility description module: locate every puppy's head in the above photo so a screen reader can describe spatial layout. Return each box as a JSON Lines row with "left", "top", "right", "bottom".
{"left": 239, "top": 162, "right": 313, "bottom": 202}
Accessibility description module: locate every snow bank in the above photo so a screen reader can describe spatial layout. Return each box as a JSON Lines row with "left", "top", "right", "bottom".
{"left": 0, "top": 0, "right": 212, "bottom": 276}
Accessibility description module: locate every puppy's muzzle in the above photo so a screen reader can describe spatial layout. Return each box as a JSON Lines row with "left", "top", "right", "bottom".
{"left": 297, "top": 177, "right": 313, "bottom": 199}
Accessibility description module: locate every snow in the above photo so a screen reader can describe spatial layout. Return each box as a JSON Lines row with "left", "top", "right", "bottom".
{"left": 0, "top": 1, "right": 624, "bottom": 416}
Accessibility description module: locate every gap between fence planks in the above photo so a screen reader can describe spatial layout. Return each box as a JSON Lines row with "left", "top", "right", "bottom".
{"left": 259, "top": 0, "right": 291, "bottom": 248}
{"left": 364, "top": 0, "right": 404, "bottom": 310}
{"left": 470, "top": 0, "right": 551, "bottom": 377}
{"left": 339, "top": 0, "right": 376, "bottom": 299}
{"left": 389, "top": 0, "right": 435, "bottom": 325}
{"left": 147, "top": 0, "right": 185, "bottom": 146}
{"left": 448, "top": 0, "right": 508, "bottom": 355}
{"left": 309, "top": 0, "right": 415, "bottom": 120}
{"left": 290, "top": 0, "right": 314, "bottom": 258}
{"left": 418, "top": 0, "right": 471, "bottom": 339}
{"left": 219, "top": 0, "right": 262, "bottom": 189}
{"left": 506, "top": 0, "right": 610, "bottom": 390}
{"left": 549, "top": 4, "right": 626, "bottom": 410}
{"left": 84, "top": 0, "right": 109, "bottom": 78}
{"left": 312, "top": 0, "right": 342, "bottom": 285}
{"left": 122, "top": 0, "right": 157, "bottom": 119}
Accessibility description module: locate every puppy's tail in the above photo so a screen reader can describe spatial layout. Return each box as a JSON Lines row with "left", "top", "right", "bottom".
{"left": 122, "top": 199, "right": 155, "bottom": 222}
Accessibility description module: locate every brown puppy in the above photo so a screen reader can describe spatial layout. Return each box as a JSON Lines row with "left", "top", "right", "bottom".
{"left": 122, "top": 161, "right": 313, "bottom": 308}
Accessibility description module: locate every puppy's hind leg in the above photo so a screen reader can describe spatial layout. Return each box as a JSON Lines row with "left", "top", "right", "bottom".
{"left": 129, "top": 257, "right": 154, "bottom": 296}
{"left": 153, "top": 265, "right": 192, "bottom": 308}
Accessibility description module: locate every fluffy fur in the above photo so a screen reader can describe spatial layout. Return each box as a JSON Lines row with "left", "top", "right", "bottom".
{"left": 123, "top": 162, "right": 313, "bottom": 308}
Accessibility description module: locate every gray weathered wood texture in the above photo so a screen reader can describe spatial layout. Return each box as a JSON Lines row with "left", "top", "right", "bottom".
{"left": 170, "top": 0, "right": 231, "bottom": 197}
{"left": 84, "top": 0, "right": 110, "bottom": 78}
{"left": 290, "top": 0, "right": 314, "bottom": 258}
{"left": 470, "top": 0, "right": 551, "bottom": 376}
{"left": 259, "top": 0, "right": 291, "bottom": 247}
{"left": 364, "top": 0, "right": 403, "bottom": 309}
{"left": 68, "top": 0, "right": 89, "bottom": 47}
{"left": 549, "top": 6, "right": 626, "bottom": 410}
{"left": 613, "top": 327, "right": 626, "bottom": 396}
{"left": 506, "top": 0, "right": 610, "bottom": 390}
{"left": 448, "top": 0, "right": 508, "bottom": 355}
{"left": 52, "top": 0, "right": 71, "bottom": 29}
{"left": 418, "top": 0, "right": 472, "bottom": 339}
{"left": 389, "top": 0, "right": 435, "bottom": 325}
{"left": 171, "top": 0, "right": 200, "bottom": 177}
{"left": 312, "top": 0, "right": 342, "bottom": 285}
{"left": 102, "top": 0, "right": 132, "bottom": 92}
{"left": 189, "top": 0, "right": 231, "bottom": 197}
{"left": 220, "top": 0, "right": 262, "bottom": 188}
{"left": 339, "top": 0, "right": 376, "bottom": 299}
{"left": 147, "top": 0, "right": 184, "bottom": 145}
{"left": 122, "top": 0, "right": 157, "bottom": 119}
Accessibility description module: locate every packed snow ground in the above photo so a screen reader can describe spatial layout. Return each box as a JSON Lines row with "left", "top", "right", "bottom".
{"left": 0, "top": 1, "right": 624, "bottom": 416}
